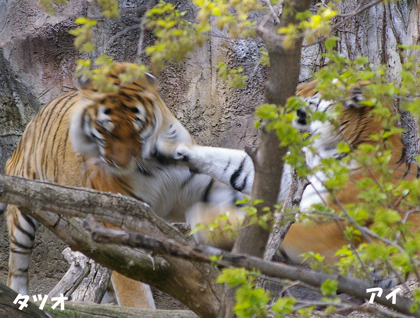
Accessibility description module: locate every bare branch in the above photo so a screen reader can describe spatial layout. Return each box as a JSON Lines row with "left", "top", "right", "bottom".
{"left": 85, "top": 218, "right": 420, "bottom": 317}
{"left": 260, "top": 0, "right": 280, "bottom": 24}
{"left": 104, "top": 25, "right": 141, "bottom": 53}
{"left": 263, "top": 168, "right": 308, "bottom": 262}
{"left": 335, "top": 0, "right": 384, "bottom": 18}
{"left": 136, "top": 0, "right": 154, "bottom": 62}
{"left": 331, "top": 0, "right": 385, "bottom": 33}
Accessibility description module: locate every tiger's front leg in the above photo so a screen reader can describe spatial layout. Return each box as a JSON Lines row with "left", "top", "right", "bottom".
{"left": 157, "top": 142, "right": 255, "bottom": 195}
{"left": 7, "top": 205, "right": 39, "bottom": 295}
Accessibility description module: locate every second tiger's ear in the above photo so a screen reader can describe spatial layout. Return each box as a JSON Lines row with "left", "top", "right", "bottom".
{"left": 344, "top": 87, "right": 365, "bottom": 109}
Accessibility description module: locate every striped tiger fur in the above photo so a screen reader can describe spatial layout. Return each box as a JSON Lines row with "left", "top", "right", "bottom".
{"left": 4, "top": 62, "right": 245, "bottom": 308}
{"left": 157, "top": 80, "right": 420, "bottom": 286}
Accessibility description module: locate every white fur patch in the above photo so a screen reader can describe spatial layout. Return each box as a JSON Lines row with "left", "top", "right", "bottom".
{"left": 69, "top": 102, "right": 101, "bottom": 158}
{"left": 97, "top": 106, "right": 115, "bottom": 132}
{"left": 135, "top": 104, "right": 147, "bottom": 124}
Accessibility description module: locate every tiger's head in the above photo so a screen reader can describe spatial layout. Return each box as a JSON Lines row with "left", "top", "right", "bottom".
{"left": 69, "top": 62, "right": 191, "bottom": 175}
{"left": 294, "top": 80, "right": 398, "bottom": 156}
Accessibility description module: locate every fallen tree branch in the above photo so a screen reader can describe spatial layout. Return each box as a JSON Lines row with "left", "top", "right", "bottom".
{"left": 48, "top": 248, "right": 111, "bottom": 304}
{"left": 0, "top": 283, "right": 51, "bottom": 318}
{"left": 0, "top": 174, "right": 223, "bottom": 318}
{"left": 43, "top": 301, "right": 198, "bottom": 318}
{"left": 84, "top": 217, "right": 420, "bottom": 318}
{"left": 0, "top": 174, "right": 186, "bottom": 241}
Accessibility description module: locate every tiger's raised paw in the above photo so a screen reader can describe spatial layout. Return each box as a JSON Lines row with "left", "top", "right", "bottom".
{"left": 172, "top": 144, "right": 193, "bottom": 162}
{"left": 153, "top": 142, "right": 193, "bottom": 165}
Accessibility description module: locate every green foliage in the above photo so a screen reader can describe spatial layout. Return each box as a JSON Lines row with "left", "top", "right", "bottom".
{"left": 234, "top": 284, "right": 270, "bottom": 318}
{"left": 217, "top": 62, "right": 248, "bottom": 88}
{"left": 412, "top": 290, "right": 420, "bottom": 312}
{"left": 69, "top": 17, "right": 97, "bottom": 53}
{"left": 259, "top": 47, "right": 270, "bottom": 67}
{"left": 75, "top": 55, "right": 149, "bottom": 92}
{"left": 251, "top": 39, "right": 420, "bottom": 316}
{"left": 194, "top": 0, "right": 260, "bottom": 39}
{"left": 218, "top": 268, "right": 297, "bottom": 318}
{"left": 278, "top": 4, "right": 337, "bottom": 49}
{"left": 189, "top": 210, "right": 242, "bottom": 244}
{"left": 234, "top": 197, "right": 277, "bottom": 231}
{"left": 271, "top": 297, "right": 296, "bottom": 317}
{"left": 320, "top": 279, "right": 338, "bottom": 296}
{"left": 98, "top": 0, "right": 119, "bottom": 18}
{"left": 145, "top": 1, "right": 207, "bottom": 70}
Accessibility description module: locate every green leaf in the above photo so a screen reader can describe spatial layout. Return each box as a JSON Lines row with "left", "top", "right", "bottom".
{"left": 336, "top": 142, "right": 350, "bottom": 154}
{"left": 255, "top": 104, "right": 278, "bottom": 120}
{"left": 272, "top": 297, "right": 296, "bottom": 315}
{"left": 189, "top": 223, "right": 205, "bottom": 235}
{"left": 321, "top": 279, "right": 338, "bottom": 296}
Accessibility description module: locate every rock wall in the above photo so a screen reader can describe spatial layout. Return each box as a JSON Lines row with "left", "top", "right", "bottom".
{"left": 0, "top": 0, "right": 418, "bottom": 307}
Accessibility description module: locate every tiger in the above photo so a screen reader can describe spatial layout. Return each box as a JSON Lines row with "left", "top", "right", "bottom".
{"left": 4, "top": 62, "right": 247, "bottom": 308}
{"left": 156, "top": 79, "right": 420, "bottom": 286}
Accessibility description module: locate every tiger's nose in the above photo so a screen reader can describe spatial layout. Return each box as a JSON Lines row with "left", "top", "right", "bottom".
{"left": 296, "top": 108, "right": 307, "bottom": 125}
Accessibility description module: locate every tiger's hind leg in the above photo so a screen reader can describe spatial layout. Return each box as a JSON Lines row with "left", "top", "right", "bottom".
{"left": 7, "top": 205, "right": 38, "bottom": 295}
{"left": 111, "top": 271, "right": 156, "bottom": 308}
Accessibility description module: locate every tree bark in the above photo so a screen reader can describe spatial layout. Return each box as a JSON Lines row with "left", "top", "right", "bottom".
{"left": 263, "top": 169, "right": 308, "bottom": 261}
{"left": 48, "top": 248, "right": 91, "bottom": 299}
{"left": 70, "top": 258, "right": 111, "bottom": 303}
{"left": 233, "top": 0, "right": 311, "bottom": 259}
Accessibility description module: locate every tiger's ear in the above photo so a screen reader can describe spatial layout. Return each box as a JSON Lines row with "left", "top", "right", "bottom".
{"left": 76, "top": 75, "right": 107, "bottom": 101}
{"left": 77, "top": 75, "right": 91, "bottom": 90}
{"left": 145, "top": 73, "right": 156, "bottom": 86}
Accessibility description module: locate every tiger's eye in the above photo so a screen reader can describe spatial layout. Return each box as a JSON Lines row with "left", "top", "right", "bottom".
{"left": 104, "top": 108, "right": 112, "bottom": 115}
{"left": 130, "top": 107, "right": 139, "bottom": 113}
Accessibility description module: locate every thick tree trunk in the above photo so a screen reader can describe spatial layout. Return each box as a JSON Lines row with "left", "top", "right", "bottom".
{"left": 223, "top": 1, "right": 311, "bottom": 316}
{"left": 233, "top": 0, "right": 311, "bottom": 262}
